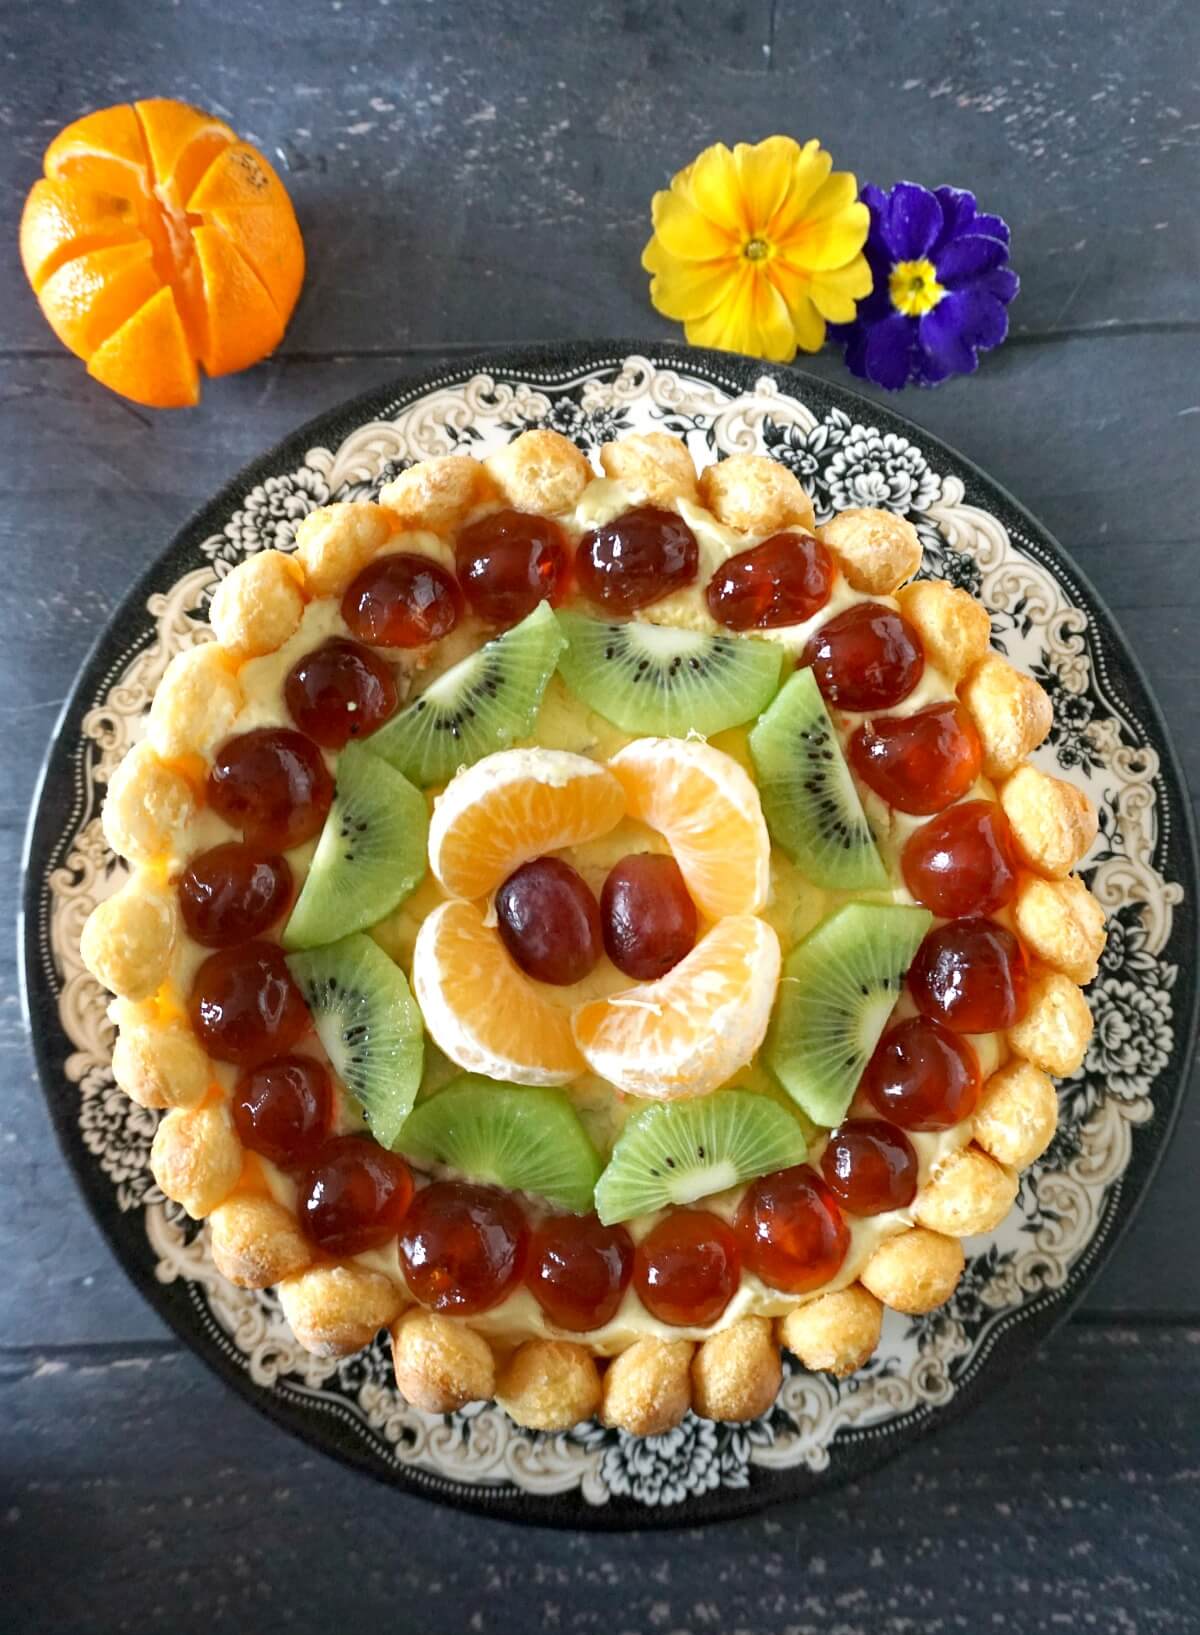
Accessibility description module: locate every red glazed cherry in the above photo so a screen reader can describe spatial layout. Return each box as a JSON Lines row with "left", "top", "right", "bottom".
{"left": 849, "top": 702, "right": 982, "bottom": 816}
{"left": 188, "top": 940, "right": 311, "bottom": 1066}
{"left": 902, "top": 799, "right": 1020, "bottom": 918}
{"left": 820, "top": 1119, "right": 918, "bottom": 1215}
{"left": 706, "top": 531, "right": 835, "bottom": 630}
{"left": 908, "top": 918, "right": 1030, "bottom": 1033}
{"left": 284, "top": 637, "right": 398, "bottom": 748}
{"left": 600, "top": 853, "right": 698, "bottom": 981}
{"left": 494, "top": 857, "right": 602, "bottom": 986}
{"left": 734, "top": 1166, "right": 850, "bottom": 1294}
{"left": 207, "top": 728, "right": 333, "bottom": 851}
{"left": 455, "top": 508, "right": 570, "bottom": 626}
{"left": 233, "top": 1056, "right": 332, "bottom": 1168}
{"left": 801, "top": 602, "right": 924, "bottom": 711}
{"left": 341, "top": 552, "right": 464, "bottom": 648}
{"left": 399, "top": 1181, "right": 529, "bottom": 1315}
{"left": 861, "top": 1016, "right": 982, "bottom": 1131}
{"left": 300, "top": 1136, "right": 414, "bottom": 1256}
{"left": 575, "top": 505, "right": 699, "bottom": 612}
{"left": 526, "top": 1213, "right": 634, "bottom": 1332}
{"left": 177, "top": 843, "right": 291, "bottom": 948}
{"left": 634, "top": 1209, "right": 740, "bottom": 1327}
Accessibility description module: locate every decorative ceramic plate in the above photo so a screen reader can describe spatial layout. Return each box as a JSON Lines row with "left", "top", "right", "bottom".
{"left": 22, "top": 343, "right": 1198, "bottom": 1528}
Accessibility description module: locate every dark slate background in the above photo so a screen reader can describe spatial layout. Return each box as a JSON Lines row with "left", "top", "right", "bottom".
{"left": 2, "top": 2, "right": 1197, "bottom": 1629}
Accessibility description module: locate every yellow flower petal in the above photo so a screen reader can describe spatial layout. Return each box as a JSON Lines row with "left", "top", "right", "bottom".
{"left": 647, "top": 255, "right": 741, "bottom": 323}
{"left": 800, "top": 171, "right": 862, "bottom": 222}
{"left": 733, "top": 136, "right": 800, "bottom": 235}
{"left": 808, "top": 254, "right": 874, "bottom": 322}
{"left": 765, "top": 259, "right": 828, "bottom": 353}
{"left": 779, "top": 198, "right": 870, "bottom": 271}
{"left": 767, "top": 139, "right": 833, "bottom": 236}
{"left": 684, "top": 142, "right": 747, "bottom": 236}
{"left": 650, "top": 186, "right": 739, "bottom": 262}
{"left": 686, "top": 264, "right": 799, "bottom": 363}
{"left": 788, "top": 292, "right": 827, "bottom": 354}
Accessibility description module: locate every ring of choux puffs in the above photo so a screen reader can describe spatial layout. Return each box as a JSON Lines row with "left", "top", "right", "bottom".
{"left": 485, "top": 429, "right": 592, "bottom": 516}
{"left": 80, "top": 875, "right": 177, "bottom": 1001}
{"left": 101, "top": 741, "right": 196, "bottom": 865}
{"left": 819, "top": 507, "right": 922, "bottom": 595}
{"left": 1014, "top": 872, "right": 1107, "bottom": 985}
{"left": 1000, "top": 764, "right": 1098, "bottom": 879}
{"left": 209, "top": 550, "right": 305, "bottom": 658}
{"left": 895, "top": 579, "right": 992, "bottom": 682}
{"left": 960, "top": 655, "right": 1053, "bottom": 779}
{"left": 147, "top": 643, "right": 243, "bottom": 762}
{"left": 1007, "top": 969, "right": 1094, "bottom": 1077}
{"left": 691, "top": 1317, "right": 782, "bottom": 1422}
{"left": 861, "top": 1228, "right": 965, "bottom": 1314}
{"left": 150, "top": 1103, "right": 242, "bottom": 1219}
{"left": 390, "top": 1309, "right": 496, "bottom": 1412}
{"left": 599, "top": 432, "right": 699, "bottom": 509}
{"left": 295, "top": 502, "right": 395, "bottom": 595}
{"left": 779, "top": 1286, "right": 883, "bottom": 1378}
{"left": 280, "top": 1264, "right": 403, "bottom": 1358}
{"left": 495, "top": 1340, "right": 603, "bottom": 1431}
{"left": 111, "top": 1013, "right": 210, "bottom": 1109}
{"left": 913, "top": 1145, "right": 1019, "bottom": 1238}
{"left": 209, "top": 1194, "right": 311, "bottom": 1288}
{"left": 379, "top": 454, "right": 493, "bottom": 534}
{"left": 973, "top": 1059, "right": 1059, "bottom": 1170}
{"left": 698, "top": 452, "right": 816, "bottom": 534}
{"left": 601, "top": 1338, "right": 695, "bottom": 1436}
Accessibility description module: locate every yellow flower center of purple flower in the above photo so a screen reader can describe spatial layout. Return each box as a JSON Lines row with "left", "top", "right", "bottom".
{"left": 743, "top": 236, "right": 771, "bottom": 262}
{"left": 889, "top": 258, "right": 945, "bottom": 317}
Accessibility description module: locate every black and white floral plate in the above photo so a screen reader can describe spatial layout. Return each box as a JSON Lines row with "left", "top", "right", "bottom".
{"left": 22, "top": 343, "right": 1198, "bottom": 1528}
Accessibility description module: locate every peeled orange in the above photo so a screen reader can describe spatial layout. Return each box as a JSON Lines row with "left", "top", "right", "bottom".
{"left": 20, "top": 98, "right": 304, "bottom": 408}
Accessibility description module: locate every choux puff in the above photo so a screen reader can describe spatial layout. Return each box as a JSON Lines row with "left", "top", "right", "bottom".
{"left": 485, "top": 429, "right": 592, "bottom": 516}
{"left": 819, "top": 507, "right": 922, "bottom": 595}
{"left": 147, "top": 642, "right": 243, "bottom": 762}
{"left": 379, "top": 454, "right": 494, "bottom": 535}
{"left": 1007, "top": 969, "right": 1094, "bottom": 1077}
{"left": 150, "top": 1102, "right": 242, "bottom": 1219}
{"left": 779, "top": 1286, "right": 883, "bottom": 1378}
{"left": 913, "top": 1144, "right": 1018, "bottom": 1237}
{"left": 101, "top": 741, "right": 196, "bottom": 865}
{"left": 208, "top": 549, "right": 305, "bottom": 659}
{"left": 390, "top": 1309, "right": 496, "bottom": 1412}
{"left": 295, "top": 502, "right": 395, "bottom": 596}
{"left": 896, "top": 579, "right": 992, "bottom": 683}
{"left": 80, "top": 873, "right": 177, "bottom": 1001}
{"left": 209, "top": 1194, "right": 310, "bottom": 1288}
{"left": 860, "top": 1227, "right": 965, "bottom": 1314}
{"left": 496, "top": 1339, "right": 602, "bottom": 1430}
{"left": 690, "top": 1317, "right": 782, "bottom": 1422}
{"left": 1013, "top": 872, "right": 1106, "bottom": 985}
{"left": 1000, "top": 764, "right": 1098, "bottom": 879}
{"left": 110, "top": 1002, "right": 210, "bottom": 1109}
{"left": 973, "top": 1059, "right": 1059, "bottom": 1170}
{"left": 698, "top": 452, "right": 816, "bottom": 535}
{"left": 599, "top": 432, "right": 698, "bottom": 509}
{"left": 280, "top": 1264, "right": 403, "bottom": 1358}
{"left": 959, "top": 655, "right": 1053, "bottom": 779}
{"left": 601, "top": 1337, "right": 694, "bottom": 1436}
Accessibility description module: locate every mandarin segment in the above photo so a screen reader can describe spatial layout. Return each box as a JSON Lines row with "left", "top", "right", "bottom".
{"left": 191, "top": 223, "right": 285, "bottom": 375}
{"left": 36, "top": 239, "right": 161, "bottom": 360}
{"left": 87, "top": 284, "right": 199, "bottom": 408}
{"left": 44, "top": 103, "right": 149, "bottom": 188}
{"left": 20, "top": 176, "right": 142, "bottom": 291}
{"left": 134, "top": 97, "right": 235, "bottom": 204}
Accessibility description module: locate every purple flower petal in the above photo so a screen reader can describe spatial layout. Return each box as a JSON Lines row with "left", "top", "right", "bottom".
{"left": 883, "top": 182, "right": 942, "bottom": 261}
{"left": 864, "top": 312, "right": 919, "bottom": 390}
{"left": 979, "top": 265, "right": 1019, "bottom": 303}
{"left": 972, "top": 212, "right": 1011, "bottom": 245}
{"left": 918, "top": 299, "right": 980, "bottom": 377}
{"left": 936, "top": 234, "right": 1010, "bottom": 287}
{"left": 932, "top": 186, "right": 977, "bottom": 252}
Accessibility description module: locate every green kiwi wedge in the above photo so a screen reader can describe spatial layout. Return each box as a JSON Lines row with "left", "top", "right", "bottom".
{"left": 556, "top": 609, "right": 783, "bottom": 737}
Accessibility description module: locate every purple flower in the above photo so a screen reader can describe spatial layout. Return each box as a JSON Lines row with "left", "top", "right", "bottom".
{"left": 830, "top": 182, "right": 1019, "bottom": 390}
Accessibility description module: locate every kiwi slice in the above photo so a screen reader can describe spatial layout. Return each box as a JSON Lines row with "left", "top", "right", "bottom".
{"left": 593, "top": 1090, "right": 808, "bottom": 1225}
{"left": 749, "top": 668, "right": 888, "bottom": 890}
{"left": 282, "top": 744, "right": 428, "bottom": 950}
{"left": 556, "top": 610, "right": 783, "bottom": 737}
{"left": 368, "top": 602, "right": 565, "bottom": 786}
{"left": 767, "top": 902, "right": 932, "bottom": 1128}
{"left": 398, "top": 1074, "right": 602, "bottom": 1213}
{"left": 286, "top": 933, "right": 424, "bottom": 1148}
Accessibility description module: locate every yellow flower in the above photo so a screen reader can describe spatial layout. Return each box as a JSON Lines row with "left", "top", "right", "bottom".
{"left": 642, "top": 136, "right": 872, "bottom": 364}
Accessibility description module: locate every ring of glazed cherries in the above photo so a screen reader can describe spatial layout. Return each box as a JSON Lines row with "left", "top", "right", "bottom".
{"left": 184, "top": 502, "right": 1032, "bottom": 1333}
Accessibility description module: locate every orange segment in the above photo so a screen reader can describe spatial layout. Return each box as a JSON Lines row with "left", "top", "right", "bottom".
{"left": 87, "top": 285, "right": 199, "bottom": 409}
{"left": 572, "top": 916, "right": 781, "bottom": 1098}
{"left": 134, "top": 98, "right": 235, "bottom": 205}
{"left": 191, "top": 224, "right": 284, "bottom": 375}
{"left": 37, "top": 240, "right": 162, "bottom": 360}
{"left": 19, "top": 177, "right": 142, "bottom": 291}
{"left": 188, "top": 144, "right": 305, "bottom": 319}
{"left": 412, "top": 899, "right": 585, "bottom": 1085}
{"left": 429, "top": 749, "right": 626, "bottom": 901}
{"left": 608, "top": 739, "right": 771, "bottom": 919}
{"left": 44, "top": 104, "right": 149, "bottom": 196}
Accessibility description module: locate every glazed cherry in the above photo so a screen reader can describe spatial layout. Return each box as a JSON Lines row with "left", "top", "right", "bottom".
{"left": 849, "top": 702, "right": 982, "bottom": 816}
{"left": 188, "top": 940, "right": 311, "bottom": 1066}
{"left": 861, "top": 1016, "right": 982, "bottom": 1131}
{"left": 300, "top": 1136, "right": 414, "bottom": 1256}
{"left": 284, "top": 637, "right": 398, "bottom": 748}
{"left": 341, "top": 552, "right": 464, "bottom": 648}
{"left": 455, "top": 508, "right": 570, "bottom": 626}
{"left": 801, "top": 602, "right": 924, "bottom": 711}
{"left": 207, "top": 728, "right": 333, "bottom": 851}
{"left": 706, "top": 531, "right": 835, "bottom": 630}
{"left": 575, "top": 505, "right": 699, "bottom": 612}
{"left": 633, "top": 1209, "right": 740, "bottom": 1328}
{"left": 734, "top": 1166, "right": 850, "bottom": 1294}
{"left": 177, "top": 843, "right": 291, "bottom": 948}
{"left": 600, "top": 853, "right": 698, "bottom": 981}
{"left": 902, "top": 799, "right": 1019, "bottom": 918}
{"left": 494, "top": 857, "right": 602, "bottom": 986}
{"left": 908, "top": 917, "right": 1030, "bottom": 1033}
{"left": 526, "top": 1213, "right": 634, "bottom": 1332}
{"left": 233, "top": 1056, "right": 332, "bottom": 1168}
{"left": 820, "top": 1119, "right": 918, "bottom": 1215}
{"left": 399, "top": 1181, "right": 529, "bottom": 1315}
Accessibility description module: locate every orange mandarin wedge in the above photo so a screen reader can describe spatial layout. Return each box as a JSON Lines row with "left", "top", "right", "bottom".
{"left": 571, "top": 915, "right": 781, "bottom": 1098}
{"left": 608, "top": 739, "right": 771, "bottom": 919}
{"left": 429, "top": 749, "right": 626, "bottom": 902}
{"left": 20, "top": 98, "right": 303, "bottom": 408}
{"left": 412, "top": 899, "right": 586, "bottom": 1086}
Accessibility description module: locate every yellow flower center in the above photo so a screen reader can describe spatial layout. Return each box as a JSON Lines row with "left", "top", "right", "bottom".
{"left": 743, "top": 236, "right": 771, "bottom": 262}
{"left": 889, "top": 258, "right": 945, "bottom": 317}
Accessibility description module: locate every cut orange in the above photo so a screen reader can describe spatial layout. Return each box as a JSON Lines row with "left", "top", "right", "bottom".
{"left": 412, "top": 899, "right": 585, "bottom": 1085}
{"left": 20, "top": 98, "right": 303, "bottom": 408}
{"left": 608, "top": 739, "right": 771, "bottom": 919}
{"left": 429, "top": 748, "right": 626, "bottom": 902}
{"left": 571, "top": 916, "right": 781, "bottom": 1098}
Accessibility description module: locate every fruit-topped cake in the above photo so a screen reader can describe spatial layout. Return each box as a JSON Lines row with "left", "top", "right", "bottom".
{"left": 81, "top": 427, "right": 1104, "bottom": 1436}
